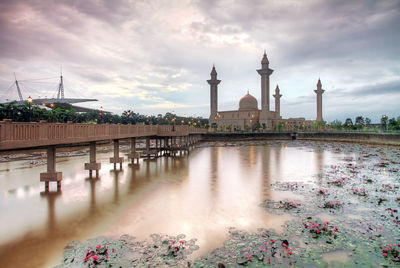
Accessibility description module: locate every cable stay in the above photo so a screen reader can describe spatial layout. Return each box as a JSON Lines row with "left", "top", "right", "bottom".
{"left": 14, "top": 73, "right": 24, "bottom": 101}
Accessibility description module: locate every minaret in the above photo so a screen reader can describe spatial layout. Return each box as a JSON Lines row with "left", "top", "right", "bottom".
{"left": 257, "top": 51, "right": 274, "bottom": 112}
{"left": 273, "top": 84, "right": 282, "bottom": 117}
{"left": 314, "top": 78, "right": 325, "bottom": 121}
{"left": 207, "top": 65, "right": 221, "bottom": 119}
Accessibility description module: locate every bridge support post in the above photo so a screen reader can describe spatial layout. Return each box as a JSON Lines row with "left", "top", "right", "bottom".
{"left": 127, "top": 137, "right": 140, "bottom": 164}
{"left": 155, "top": 138, "right": 159, "bottom": 157}
{"left": 145, "top": 137, "right": 150, "bottom": 159}
{"left": 85, "top": 141, "right": 101, "bottom": 177}
{"left": 110, "top": 139, "right": 123, "bottom": 170}
{"left": 40, "top": 145, "right": 62, "bottom": 192}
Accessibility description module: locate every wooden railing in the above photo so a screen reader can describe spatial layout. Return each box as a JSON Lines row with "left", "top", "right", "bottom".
{"left": 0, "top": 120, "right": 207, "bottom": 150}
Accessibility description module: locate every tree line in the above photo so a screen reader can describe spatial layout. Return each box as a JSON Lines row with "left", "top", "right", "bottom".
{"left": 329, "top": 115, "right": 400, "bottom": 131}
{"left": 0, "top": 102, "right": 209, "bottom": 127}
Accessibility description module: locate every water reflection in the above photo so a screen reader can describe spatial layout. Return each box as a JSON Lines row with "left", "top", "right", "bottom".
{"left": 0, "top": 142, "right": 335, "bottom": 267}
{"left": 86, "top": 177, "right": 99, "bottom": 214}
{"left": 40, "top": 191, "right": 61, "bottom": 231}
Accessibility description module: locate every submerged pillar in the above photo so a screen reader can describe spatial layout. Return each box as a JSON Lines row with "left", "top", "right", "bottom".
{"left": 40, "top": 145, "right": 62, "bottom": 191}
{"left": 110, "top": 139, "right": 123, "bottom": 170}
{"left": 85, "top": 141, "right": 101, "bottom": 177}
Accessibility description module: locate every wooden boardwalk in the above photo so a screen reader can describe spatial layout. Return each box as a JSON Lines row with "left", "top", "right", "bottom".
{"left": 0, "top": 120, "right": 206, "bottom": 191}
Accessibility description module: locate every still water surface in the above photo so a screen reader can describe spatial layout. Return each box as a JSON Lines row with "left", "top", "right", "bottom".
{"left": 0, "top": 141, "right": 341, "bottom": 267}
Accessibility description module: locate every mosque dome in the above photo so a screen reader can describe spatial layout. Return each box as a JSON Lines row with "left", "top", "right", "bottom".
{"left": 239, "top": 92, "right": 258, "bottom": 110}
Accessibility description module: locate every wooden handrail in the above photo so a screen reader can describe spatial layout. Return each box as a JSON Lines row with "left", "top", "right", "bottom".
{"left": 0, "top": 121, "right": 207, "bottom": 150}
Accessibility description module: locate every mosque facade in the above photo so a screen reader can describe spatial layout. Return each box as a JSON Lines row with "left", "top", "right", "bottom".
{"left": 208, "top": 52, "right": 324, "bottom": 131}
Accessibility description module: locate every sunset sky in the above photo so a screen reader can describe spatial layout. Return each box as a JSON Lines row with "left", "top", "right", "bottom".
{"left": 0, "top": 0, "right": 399, "bottom": 122}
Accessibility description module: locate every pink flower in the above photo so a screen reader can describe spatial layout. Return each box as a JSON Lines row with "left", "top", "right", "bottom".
{"left": 267, "top": 257, "right": 271, "bottom": 261}
{"left": 264, "top": 242, "right": 268, "bottom": 245}
{"left": 168, "top": 245, "right": 172, "bottom": 248}
{"left": 92, "top": 255, "right": 98, "bottom": 261}
{"left": 112, "top": 248, "right": 115, "bottom": 251}
{"left": 383, "top": 253, "right": 387, "bottom": 257}
{"left": 83, "top": 257, "right": 87, "bottom": 261}
{"left": 96, "top": 245, "right": 101, "bottom": 249}
{"left": 289, "top": 251, "right": 293, "bottom": 255}
{"left": 172, "top": 240, "right": 176, "bottom": 244}
{"left": 180, "top": 240, "right": 185, "bottom": 244}
{"left": 271, "top": 240, "right": 275, "bottom": 243}
{"left": 262, "top": 249, "right": 266, "bottom": 252}
{"left": 174, "top": 248, "right": 178, "bottom": 252}
{"left": 106, "top": 255, "right": 109, "bottom": 259}
{"left": 247, "top": 254, "right": 252, "bottom": 258}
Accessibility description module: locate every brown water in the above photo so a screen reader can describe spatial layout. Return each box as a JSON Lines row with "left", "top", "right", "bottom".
{"left": 0, "top": 141, "right": 343, "bottom": 267}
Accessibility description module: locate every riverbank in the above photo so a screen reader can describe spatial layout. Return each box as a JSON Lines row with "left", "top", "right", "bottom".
{"left": 202, "top": 132, "right": 400, "bottom": 146}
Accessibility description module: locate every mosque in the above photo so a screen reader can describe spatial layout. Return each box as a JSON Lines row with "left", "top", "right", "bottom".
{"left": 207, "top": 52, "right": 324, "bottom": 131}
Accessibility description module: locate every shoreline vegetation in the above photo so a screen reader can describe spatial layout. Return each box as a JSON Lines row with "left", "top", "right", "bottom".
{"left": 1, "top": 102, "right": 399, "bottom": 133}
{"left": 54, "top": 140, "right": 400, "bottom": 267}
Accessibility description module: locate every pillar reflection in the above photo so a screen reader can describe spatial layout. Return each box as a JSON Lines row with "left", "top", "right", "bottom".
{"left": 315, "top": 146, "right": 325, "bottom": 185}
{"left": 110, "top": 170, "right": 122, "bottom": 204}
{"left": 261, "top": 144, "right": 272, "bottom": 200}
{"left": 40, "top": 191, "right": 61, "bottom": 231}
{"left": 87, "top": 177, "right": 99, "bottom": 215}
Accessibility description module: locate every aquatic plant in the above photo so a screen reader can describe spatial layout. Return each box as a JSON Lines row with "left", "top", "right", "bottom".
{"left": 167, "top": 240, "right": 186, "bottom": 257}
{"left": 279, "top": 201, "right": 301, "bottom": 210}
{"left": 352, "top": 188, "right": 369, "bottom": 196}
{"left": 321, "top": 200, "right": 344, "bottom": 210}
{"left": 301, "top": 218, "right": 338, "bottom": 239}
{"left": 379, "top": 243, "right": 400, "bottom": 264}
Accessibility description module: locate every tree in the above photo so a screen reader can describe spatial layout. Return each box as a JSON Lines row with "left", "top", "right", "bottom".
{"left": 381, "top": 115, "right": 388, "bottom": 131}
{"left": 355, "top": 116, "right": 365, "bottom": 129}
{"left": 313, "top": 120, "right": 326, "bottom": 131}
{"left": 330, "top": 120, "right": 342, "bottom": 130}
{"left": 343, "top": 118, "right": 353, "bottom": 129}
{"left": 388, "top": 117, "right": 400, "bottom": 130}
{"left": 276, "top": 121, "right": 285, "bottom": 132}
{"left": 365, "top": 117, "right": 371, "bottom": 125}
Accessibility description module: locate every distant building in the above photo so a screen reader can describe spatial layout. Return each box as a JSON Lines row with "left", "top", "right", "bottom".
{"left": 208, "top": 52, "right": 324, "bottom": 131}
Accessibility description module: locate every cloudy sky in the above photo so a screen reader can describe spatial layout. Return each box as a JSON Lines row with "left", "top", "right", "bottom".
{"left": 0, "top": 0, "right": 399, "bottom": 123}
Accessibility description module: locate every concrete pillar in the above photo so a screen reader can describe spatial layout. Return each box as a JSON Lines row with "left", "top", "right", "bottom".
{"left": 155, "top": 138, "right": 159, "bottom": 157}
{"left": 110, "top": 139, "right": 123, "bottom": 170}
{"left": 127, "top": 137, "right": 140, "bottom": 164}
{"left": 40, "top": 145, "right": 62, "bottom": 192}
{"left": 314, "top": 79, "right": 325, "bottom": 121}
{"left": 145, "top": 137, "right": 150, "bottom": 158}
{"left": 85, "top": 141, "right": 101, "bottom": 177}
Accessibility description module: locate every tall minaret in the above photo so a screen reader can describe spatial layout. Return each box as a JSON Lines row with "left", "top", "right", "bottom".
{"left": 273, "top": 84, "right": 282, "bottom": 117}
{"left": 314, "top": 79, "right": 325, "bottom": 121}
{"left": 207, "top": 65, "right": 221, "bottom": 119}
{"left": 257, "top": 51, "right": 274, "bottom": 112}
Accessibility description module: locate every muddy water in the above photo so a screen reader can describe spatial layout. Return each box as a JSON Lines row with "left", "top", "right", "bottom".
{"left": 0, "top": 141, "right": 344, "bottom": 267}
